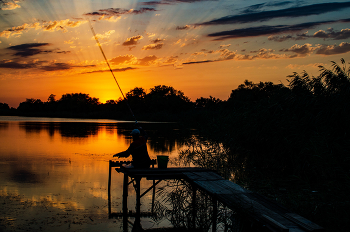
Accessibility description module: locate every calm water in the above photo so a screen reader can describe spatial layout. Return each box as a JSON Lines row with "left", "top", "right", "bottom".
{"left": 0, "top": 116, "right": 197, "bottom": 231}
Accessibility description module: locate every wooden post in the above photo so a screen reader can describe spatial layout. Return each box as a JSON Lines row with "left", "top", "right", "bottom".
{"left": 108, "top": 161, "right": 112, "bottom": 217}
{"left": 151, "top": 179, "right": 155, "bottom": 214}
{"left": 212, "top": 198, "right": 217, "bottom": 232}
{"left": 192, "top": 185, "right": 197, "bottom": 229}
{"left": 122, "top": 173, "right": 128, "bottom": 216}
{"left": 135, "top": 177, "right": 141, "bottom": 217}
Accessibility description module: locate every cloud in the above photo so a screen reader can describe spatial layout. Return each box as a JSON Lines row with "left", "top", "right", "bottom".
{"left": 84, "top": 7, "right": 157, "bottom": 19}
{"left": 81, "top": 67, "right": 136, "bottom": 74}
{"left": 250, "top": 48, "right": 285, "bottom": 59}
{"left": 110, "top": 55, "right": 136, "bottom": 65}
{"left": 183, "top": 60, "right": 215, "bottom": 65}
{"left": 0, "top": 59, "right": 95, "bottom": 71}
{"left": 152, "top": 38, "right": 164, "bottom": 43}
{"left": 137, "top": 55, "right": 158, "bottom": 66}
{"left": 0, "top": 59, "right": 39, "bottom": 69}
{"left": 280, "top": 43, "right": 316, "bottom": 57}
{"left": 7, "top": 43, "right": 52, "bottom": 57}
{"left": 199, "top": 2, "right": 350, "bottom": 25}
{"left": 139, "top": 0, "right": 211, "bottom": 6}
{"left": 0, "top": 0, "right": 21, "bottom": 10}
{"left": 42, "top": 19, "right": 86, "bottom": 32}
{"left": 93, "top": 30, "right": 115, "bottom": 41}
{"left": 142, "top": 43, "right": 164, "bottom": 50}
{"left": 313, "top": 28, "right": 350, "bottom": 40}
{"left": 242, "top": 1, "right": 293, "bottom": 14}
{"left": 268, "top": 32, "right": 308, "bottom": 42}
{"left": 219, "top": 44, "right": 231, "bottom": 48}
{"left": 97, "top": 15, "right": 121, "bottom": 22}
{"left": 0, "top": 20, "right": 87, "bottom": 38}
{"left": 0, "top": 23, "right": 34, "bottom": 38}
{"left": 140, "top": 1, "right": 173, "bottom": 5}
{"left": 268, "top": 28, "right": 350, "bottom": 42}
{"left": 122, "top": 35, "right": 143, "bottom": 46}
{"left": 40, "top": 62, "right": 72, "bottom": 71}
{"left": 315, "top": 42, "right": 350, "bottom": 55}
{"left": 176, "top": 25, "right": 191, "bottom": 30}
{"left": 163, "top": 56, "right": 178, "bottom": 64}
{"left": 207, "top": 20, "right": 337, "bottom": 40}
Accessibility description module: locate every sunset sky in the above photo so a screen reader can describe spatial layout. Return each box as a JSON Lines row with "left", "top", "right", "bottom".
{"left": 1, "top": 0, "right": 350, "bottom": 108}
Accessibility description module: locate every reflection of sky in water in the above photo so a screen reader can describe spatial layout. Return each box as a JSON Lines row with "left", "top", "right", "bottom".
{"left": 0, "top": 116, "right": 195, "bottom": 231}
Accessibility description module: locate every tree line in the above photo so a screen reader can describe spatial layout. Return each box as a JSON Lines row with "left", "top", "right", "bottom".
{"left": 0, "top": 84, "right": 223, "bottom": 120}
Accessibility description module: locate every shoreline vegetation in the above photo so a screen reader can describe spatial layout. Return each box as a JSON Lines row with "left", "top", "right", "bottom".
{"left": 2, "top": 59, "right": 350, "bottom": 231}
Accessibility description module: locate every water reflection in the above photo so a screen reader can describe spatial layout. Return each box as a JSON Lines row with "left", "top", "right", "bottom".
{"left": 0, "top": 116, "right": 199, "bottom": 231}
{"left": 111, "top": 179, "right": 246, "bottom": 232}
{"left": 16, "top": 121, "right": 190, "bottom": 155}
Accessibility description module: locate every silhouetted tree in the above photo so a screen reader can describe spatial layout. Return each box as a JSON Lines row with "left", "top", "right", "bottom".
{"left": 0, "top": 102, "right": 10, "bottom": 110}
{"left": 145, "top": 85, "right": 193, "bottom": 112}
{"left": 18, "top": 98, "right": 44, "bottom": 112}
{"left": 57, "top": 93, "right": 100, "bottom": 113}
{"left": 195, "top": 96, "right": 222, "bottom": 109}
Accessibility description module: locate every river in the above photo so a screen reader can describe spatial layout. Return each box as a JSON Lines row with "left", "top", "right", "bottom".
{"left": 0, "top": 116, "right": 205, "bottom": 231}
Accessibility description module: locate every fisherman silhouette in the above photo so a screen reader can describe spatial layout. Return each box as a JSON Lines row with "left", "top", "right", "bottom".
{"left": 113, "top": 126, "right": 151, "bottom": 169}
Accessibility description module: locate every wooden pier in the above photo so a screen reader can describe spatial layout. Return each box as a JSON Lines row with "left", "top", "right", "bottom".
{"left": 108, "top": 160, "right": 324, "bottom": 232}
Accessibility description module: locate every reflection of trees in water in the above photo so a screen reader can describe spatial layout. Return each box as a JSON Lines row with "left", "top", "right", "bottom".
{"left": 116, "top": 123, "right": 195, "bottom": 154}
{"left": 18, "top": 121, "right": 195, "bottom": 154}
{"left": 19, "top": 122, "right": 101, "bottom": 138}
{"left": 0, "top": 122, "right": 9, "bottom": 130}
{"left": 176, "top": 137, "right": 239, "bottom": 180}
{"left": 152, "top": 180, "right": 246, "bottom": 232}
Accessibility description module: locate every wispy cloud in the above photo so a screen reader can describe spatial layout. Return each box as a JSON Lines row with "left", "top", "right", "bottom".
{"left": 110, "top": 55, "right": 137, "bottom": 65}
{"left": 0, "top": 59, "right": 95, "bottom": 71}
{"left": 280, "top": 43, "right": 316, "bottom": 57}
{"left": 0, "top": 19, "right": 87, "bottom": 38}
{"left": 207, "top": 20, "right": 347, "bottom": 40}
{"left": 313, "top": 28, "right": 350, "bottom": 40}
{"left": 139, "top": 0, "right": 212, "bottom": 6}
{"left": 7, "top": 43, "right": 52, "bottom": 57}
{"left": 6, "top": 43, "right": 71, "bottom": 58}
{"left": 176, "top": 25, "right": 191, "bottom": 30}
{"left": 152, "top": 38, "right": 164, "bottom": 43}
{"left": 81, "top": 67, "right": 136, "bottom": 74}
{"left": 92, "top": 30, "right": 115, "bottom": 41}
{"left": 315, "top": 42, "right": 350, "bottom": 55}
{"left": 268, "top": 27, "right": 350, "bottom": 42}
{"left": 122, "top": 35, "right": 144, "bottom": 46}
{"left": 84, "top": 7, "right": 157, "bottom": 20}
{"left": 241, "top": 1, "right": 293, "bottom": 14}
{"left": 142, "top": 43, "right": 164, "bottom": 50}
{"left": 199, "top": 2, "right": 350, "bottom": 25}
{"left": 137, "top": 55, "right": 158, "bottom": 66}
{"left": 0, "top": 0, "right": 21, "bottom": 10}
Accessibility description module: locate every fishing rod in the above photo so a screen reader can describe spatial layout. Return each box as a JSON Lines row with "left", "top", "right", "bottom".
{"left": 88, "top": 19, "right": 137, "bottom": 123}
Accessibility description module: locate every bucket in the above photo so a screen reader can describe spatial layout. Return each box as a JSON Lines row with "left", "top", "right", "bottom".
{"left": 157, "top": 155, "right": 169, "bottom": 169}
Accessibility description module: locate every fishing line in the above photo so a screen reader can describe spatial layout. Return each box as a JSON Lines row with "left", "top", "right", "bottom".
{"left": 88, "top": 19, "right": 137, "bottom": 122}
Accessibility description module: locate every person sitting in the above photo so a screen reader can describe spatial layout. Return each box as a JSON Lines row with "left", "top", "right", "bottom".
{"left": 113, "top": 127, "right": 151, "bottom": 169}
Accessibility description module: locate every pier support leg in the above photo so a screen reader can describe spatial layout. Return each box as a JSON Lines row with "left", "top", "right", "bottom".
{"left": 151, "top": 179, "right": 155, "bottom": 214}
{"left": 192, "top": 185, "right": 197, "bottom": 229}
{"left": 135, "top": 177, "right": 141, "bottom": 217}
{"left": 108, "top": 161, "right": 112, "bottom": 217}
{"left": 122, "top": 173, "right": 129, "bottom": 215}
{"left": 212, "top": 198, "right": 217, "bottom": 232}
